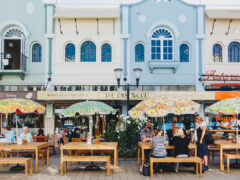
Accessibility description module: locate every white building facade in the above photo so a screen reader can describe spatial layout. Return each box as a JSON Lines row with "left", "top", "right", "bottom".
{"left": 204, "top": 3, "right": 240, "bottom": 91}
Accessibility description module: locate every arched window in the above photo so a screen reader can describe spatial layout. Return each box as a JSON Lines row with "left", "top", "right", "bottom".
{"left": 151, "top": 28, "right": 173, "bottom": 61}
{"left": 65, "top": 43, "right": 75, "bottom": 62}
{"left": 213, "top": 44, "right": 222, "bottom": 62}
{"left": 135, "top": 44, "right": 144, "bottom": 62}
{"left": 228, "top": 41, "right": 240, "bottom": 62}
{"left": 81, "top": 41, "right": 96, "bottom": 62}
{"left": 180, "top": 44, "right": 189, "bottom": 62}
{"left": 101, "top": 43, "right": 112, "bottom": 62}
{"left": 32, "top": 43, "right": 42, "bottom": 62}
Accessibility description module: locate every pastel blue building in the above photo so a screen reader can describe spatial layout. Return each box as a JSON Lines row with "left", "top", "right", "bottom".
{"left": 121, "top": 0, "right": 205, "bottom": 92}
{"left": 0, "top": 0, "right": 54, "bottom": 90}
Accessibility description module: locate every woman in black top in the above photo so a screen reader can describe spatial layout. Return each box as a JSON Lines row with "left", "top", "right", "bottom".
{"left": 173, "top": 127, "right": 190, "bottom": 172}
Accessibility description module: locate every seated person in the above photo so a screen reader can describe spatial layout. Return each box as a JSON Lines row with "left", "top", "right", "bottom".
{"left": 69, "top": 128, "right": 81, "bottom": 142}
{"left": 140, "top": 122, "right": 154, "bottom": 142}
{"left": 59, "top": 128, "right": 65, "bottom": 145}
{"left": 151, "top": 129, "right": 167, "bottom": 173}
{"left": 173, "top": 127, "right": 190, "bottom": 172}
{"left": 140, "top": 122, "right": 154, "bottom": 161}
{"left": 37, "top": 128, "right": 45, "bottom": 136}
{"left": 4, "top": 126, "right": 16, "bottom": 143}
{"left": 167, "top": 124, "right": 177, "bottom": 146}
{"left": 20, "top": 126, "right": 33, "bottom": 143}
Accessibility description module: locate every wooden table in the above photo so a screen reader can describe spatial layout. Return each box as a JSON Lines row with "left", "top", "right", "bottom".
{"left": 138, "top": 142, "right": 197, "bottom": 166}
{"left": 215, "top": 140, "right": 240, "bottom": 171}
{"left": 61, "top": 142, "right": 118, "bottom": 173}
{"left": 0, "top": 143, "right": 6, "bottom": 167}
{"left": 0, "top": 142, "right": 49, "bottom": 173}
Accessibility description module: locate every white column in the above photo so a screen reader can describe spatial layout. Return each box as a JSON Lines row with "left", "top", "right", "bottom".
{"left": 121, "top": 103, "right": 128, "bottom": 116}
{"left": 44, "top": 103, "right": 55, "bottom": 135}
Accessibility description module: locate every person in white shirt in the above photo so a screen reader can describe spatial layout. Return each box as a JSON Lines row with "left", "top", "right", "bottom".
{"left": 20, "top": 126, "right": 33, "bottom": 143}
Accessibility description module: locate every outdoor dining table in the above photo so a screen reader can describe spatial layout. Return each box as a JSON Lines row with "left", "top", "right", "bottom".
{"left": 61, "top": 142, "right": 118, "bottom": 173}
{"left": 0, "top": 142, "right": 49, "bottom": 173}
{"left": 214, "top": 140, "right": 240, "bottom": 171}
{"left": 138, "top": 142, "right": 197, "bottom": 166}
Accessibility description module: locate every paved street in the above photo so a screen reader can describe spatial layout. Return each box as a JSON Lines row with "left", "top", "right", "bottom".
{"left": 0, "top": 154, "right": 240, "bottom": 180}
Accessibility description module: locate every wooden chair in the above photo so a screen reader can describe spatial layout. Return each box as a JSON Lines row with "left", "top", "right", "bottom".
{"left": 33, "top": 136, "right": 49, "bottom": 142}
{"left": 48, "top": 134, "right": 57, "bottom": 154}
{"left": 72, "top": 138, "right": 82, "bottom": 142}
{"left": 33, "top": 136, "right": 48, "bottom": 166}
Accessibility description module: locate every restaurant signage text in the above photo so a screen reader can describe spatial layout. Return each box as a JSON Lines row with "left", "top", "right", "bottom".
{"left": 216, "top": 112, "right": 237, "bottom": 129}
{"left": 0, "top": 92, "right": 37, "bottom": 100}
{"left": 203, "top": 70, "right": 240, "bottom": 81}
{"left": 37, "top": 91, "right": 215, "bottom": 101}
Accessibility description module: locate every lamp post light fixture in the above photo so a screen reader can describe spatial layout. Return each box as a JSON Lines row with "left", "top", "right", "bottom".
{"left": 113, "top": 68, "right": 142, "bottom": 113}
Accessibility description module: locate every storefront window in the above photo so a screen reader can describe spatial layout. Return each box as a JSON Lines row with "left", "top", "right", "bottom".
{"left": 2, "top": 114, "right": 44, "bottom": 135}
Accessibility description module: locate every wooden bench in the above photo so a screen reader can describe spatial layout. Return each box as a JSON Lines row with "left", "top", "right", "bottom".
{"left": 3, "top": 150, "right": 47, "bottom": 167}
{"left": 61, "top": 156, "right": 111, "bottom": 176}
{"left": 0, "top": 158, "right": 32, "bottom": 179}
{"left": 149, "top": 157, "right": 202, "bottom": 178}
{"left": 223, "top": 153, "right": 240, "bottom": 173}
{"left": 208, "top": 145, "right": 234, "bottom": 164}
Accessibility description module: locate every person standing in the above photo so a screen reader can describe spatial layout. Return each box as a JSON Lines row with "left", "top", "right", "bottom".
{"left": 195, "top": 115, "right": 208, "bottom": 171}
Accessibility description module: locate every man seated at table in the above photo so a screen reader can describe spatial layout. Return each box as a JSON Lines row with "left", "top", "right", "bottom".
{"left": 20, "top": 126, "right": 33, "bottom": 143}
{"left": 140, "top": 122, "right": 154, "bottom": 142}
{"left": 69, "top": 128, "right": 81, "bottom": 142}
{"left": 140, "top": 122, "right": 154, "bottom": 162}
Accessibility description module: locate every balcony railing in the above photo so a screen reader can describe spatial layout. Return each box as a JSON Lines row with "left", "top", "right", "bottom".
{"left": 0, "top": 53, "right": 27, "bottom": 80}
{"left": 0, "top": 53, "right": 27, "bottom": 72}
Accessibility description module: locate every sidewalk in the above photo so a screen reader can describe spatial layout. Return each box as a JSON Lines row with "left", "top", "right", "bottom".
{"left": 0, "top": 154, "right": 240, "bottom": 180}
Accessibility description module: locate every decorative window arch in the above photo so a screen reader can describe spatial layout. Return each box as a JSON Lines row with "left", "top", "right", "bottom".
{"left": 228, "top": 41, "right": 240, "bottom": 62}
{"left": 180, "top": 44, "right": 189, "bottom": 62}
{"left": 135, "top": 43, "right": 144, "bottom": 62}
{"left": 65, "top": 43, "right": 75, "bottom": 62}
{"left": 151, "top": 27, "right": 173, "bottom": 61}
{"left": 4, "top": 27, "right": 25, "bottom": 39}
{"left": 81, "top": 41, "right": 96, "bottom": 62}
{"left": 101, "top": 43, "right": 112, "bottom": 62}
{"left": 32, "top": 43, "right": 42, "bottom": 62}
{"left": 213, "top": 44, "right": 222, "bottom": 62}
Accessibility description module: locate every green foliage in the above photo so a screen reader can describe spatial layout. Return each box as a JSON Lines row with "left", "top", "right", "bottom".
{"left": 105, "top": 117, "right": 146, "bottom": 158}
{"left": 105, "top": 120, "right": 118, "bottom": 142}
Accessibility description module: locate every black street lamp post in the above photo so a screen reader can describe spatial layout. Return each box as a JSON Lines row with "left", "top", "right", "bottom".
{"left": 114, "top": 68, "right": 142, "bottom": 112}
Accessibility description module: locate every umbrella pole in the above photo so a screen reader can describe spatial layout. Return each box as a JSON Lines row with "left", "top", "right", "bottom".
{"left": 88, "top": 115, "right": 93, "bottom": 145}
{"left": 0, "top": 114, "right": 2, "bottom": 135}
{"left": 10, "top": 113, "right": 24, "bottom": 172}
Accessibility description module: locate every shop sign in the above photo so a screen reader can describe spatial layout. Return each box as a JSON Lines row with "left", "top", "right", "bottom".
{"left": 38, "top": 91, "right": 215, "bottom": 101}
{"left": 0, "top": 92, "right": 37, "bottom": 100}
{"left": 216, "top": 112, "right": 237, "bottom": 129}
{"left": 203, "top": 70, "right": 240, "bottom": 81}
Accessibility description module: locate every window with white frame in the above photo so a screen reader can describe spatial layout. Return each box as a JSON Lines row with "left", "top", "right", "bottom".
{"left": 151, "top": 28, "right": 173, "bottom": 61}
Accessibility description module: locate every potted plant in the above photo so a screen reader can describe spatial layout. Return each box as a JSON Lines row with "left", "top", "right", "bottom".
{"left": 83, "top": 131, "right": 88, "bottom": 140}
{"left": 96, "top": 135, "right": 101, "bottom": 144}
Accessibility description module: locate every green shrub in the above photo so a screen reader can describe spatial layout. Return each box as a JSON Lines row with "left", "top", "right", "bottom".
{"left": 105, "top": 116, "right": 147, "bottom": 158}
